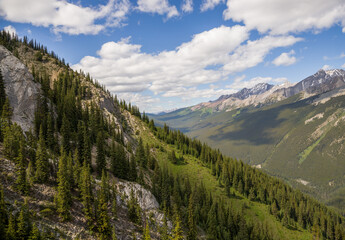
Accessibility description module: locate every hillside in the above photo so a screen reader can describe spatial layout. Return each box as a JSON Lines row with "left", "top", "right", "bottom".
{"left": 0, "top": 31, "right": 345, "bottom": 240}
{"left": 150, "top": 69, "right": 345, "bottom": 212}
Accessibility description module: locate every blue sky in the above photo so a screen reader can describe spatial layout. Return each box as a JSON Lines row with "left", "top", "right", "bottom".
{"left": 1, "top": 0, "right": 345, "bottom": 113}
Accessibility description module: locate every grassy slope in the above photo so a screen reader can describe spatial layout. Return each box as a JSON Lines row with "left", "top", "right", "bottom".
{"left": 134, "top": 118, "right": 311, "bottom": 240}
{"left": 150, "top": 94, "right": 345, "bottom": 211}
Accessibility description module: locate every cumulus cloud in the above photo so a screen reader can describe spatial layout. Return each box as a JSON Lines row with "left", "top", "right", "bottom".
{"left": 0, "top": 0, "right": 130, "bottom": 35}
{"left": 272, "top": 50, "right": 297, "bottom": 66}
{"left": 3, "top": 25, "right": 16, "bottom": 36}
{"left": 223, "top": 0, "right": 345, "bottom": 34}
{"left": 222, "top": 35, "right": 302, "bottom": 73}
{"left": 136, "top": 0, "right": 179, "bottom": 18}
{"left": 72, "top": 25, "right": 301, "bottom": 109}
{"left": 200, "top": 0, "right": 224, "bottom": 12}
{"left": 322, "top": 64, "right": 332, "bottom": 70}
{"left": 182, "top": 0, "right": 193, "bottom": 13}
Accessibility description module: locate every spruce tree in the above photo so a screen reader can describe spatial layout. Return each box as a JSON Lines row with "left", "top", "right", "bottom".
{"left": 97, "top": 180, "right": 111, "bottom": 240}
{"left": 143, "top": 220, "right": 151, "bottom": 240}
{"left": 56, "top": 150, "right": 71, "bottom": 221}
{"left": 28, "top": 223, "right": 41, "bottom": 240}
{"left": 80, "top": 160, "right": 93, "bottom": 229}
{"left": 111, "top": 185, "right": 117, "bottom": 220}
{"left": 34, "top": 125, "right": 49, "bottom": 183}
{"left": 0, "top": 184, "right": 7, "bottom": 239}
{"left": 187, "top": 194, "right": 197, "bottom": 240}
{"left": 60, "top": 115, "right": 71, "bottom": 153}
{"left": 129, "top": 155, "right": 138, "bottom": 181}
{"left": 17, "top": 199, "right": 31, "bottom": 239}
{"left": 135, "top": 138, "right": 146, "bottom": 168}
{"left": 16, "top": 141, "right": 29, "bottom": 195}
{"left": 0, "top": 68, "right": 6, "bottom": 117}
{"left": 96, "top": 131, "right": 106, "bottom": 175}
{"left": 171, "top": 213, "right": 184, "bottom": 240}
{"left": 6, "top": 213, "right": 17, "bottom": 240}
{"left": 83, "top": 124, "right": 91, "bottom": 169}
{"left": 0, "top": 98, "right": 11, "bottom": 142}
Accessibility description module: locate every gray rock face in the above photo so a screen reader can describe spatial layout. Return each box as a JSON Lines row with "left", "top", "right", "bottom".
{"left": 280, "top": 69, "right": 345, "bottom": 98}
{"left": 217, "top": 83, "right": 274, "bottom": 101}
{"left": 0, "top": 45, "right": 41, "bottom": 132}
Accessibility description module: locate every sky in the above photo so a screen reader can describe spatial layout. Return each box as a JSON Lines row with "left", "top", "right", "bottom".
{"left": 0, "top": 0, "right": 345, "bottom": 113}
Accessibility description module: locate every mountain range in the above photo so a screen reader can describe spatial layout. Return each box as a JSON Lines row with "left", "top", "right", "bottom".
{"left": 150, "top": 68, "right": 345, "bottom": 211}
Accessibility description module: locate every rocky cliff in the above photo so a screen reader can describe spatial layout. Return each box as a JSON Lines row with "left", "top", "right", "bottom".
{"left": 0, "top": 45, "right": 41, "bottom": 132}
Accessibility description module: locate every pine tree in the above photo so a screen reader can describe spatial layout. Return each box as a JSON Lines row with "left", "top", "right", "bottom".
{"left": 73, "top": 149, "right": 81, "bottom": 189}
{"left": 187, "top": 194, "right": 197, "bottom": 240}
{"left": 129, "top": 155, "right": 138, "bottom": 181}
{"left": 80, "top": 160, "right": 94, "bottom": 229}
{"left": 135, "top": 138, "right": 146, "bottom": 168}
{"left": 46, "top": 114, "right": 55, "bottom": 151}
{"left": 34, "top": 125, "right": 49, "bottom": 183}
{"left": 28, "top": 223, "right": 41, "bottom": 240}
{"left": 6, "top": 213, "right": 17, "bottom": 240}
{"left": 0, "top": 184, "right": 7, "bottom": 239}
{"left": 60, "top": 115, "right": 71, "bottom": 153}
{"left": 16, "top": 141, "right": 29, "bottom": 195}
{"left": 111, "top": 185, "right": 117, "bottom": 220}
{"left": 17, "top": 199, "right": 31, "bottom": 239}
{"left": 0, "top": 68, "right": 6, "bottom": 117}
{"left": 171, "top": 213, "right": 184, "bottom": 240}
{"left": 56, "top": 150, "right": 71, "bottom": 221}
{"left": 0, "top": 98, "right": 11, "bottom": 142}
{"left": 83, "top": 123, "right": 91, "bottom": 169}
{"left": 97, "top": 179, "right": 111, "bottom": 240}
{"left": 96, "top": 131, "right": 106, "bottom": 175}
{"left": 143, "top": 220, "right": 151, "bottom": 240}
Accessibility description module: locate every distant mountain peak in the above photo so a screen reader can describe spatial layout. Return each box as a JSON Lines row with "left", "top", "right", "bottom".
{"left": 218, "top": 82, "right": 274, "bottom": 101}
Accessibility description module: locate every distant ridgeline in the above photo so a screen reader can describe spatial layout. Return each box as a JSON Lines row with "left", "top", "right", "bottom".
{"left": 0, "top": 31, "right": 344, "bottom": 240}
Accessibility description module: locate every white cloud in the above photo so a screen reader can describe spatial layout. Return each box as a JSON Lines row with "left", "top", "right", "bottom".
{"left": 117, "top": 92, "right": 161, "bottom": 112}
{"left": 227, "top": 76, "right": 287, "bottom": 90}
{"left": 342, "top": 63, "right": 345, "bottom": 68}
{"left": 182, "top": 0, "right": 193, "bottom": 13}
{"left": 322, "top": 64, "right": 331, "bottom": 70}
{"left": 200, "top": 0, "right": 224, "bottom": 12}
{"left": 223, "top": 0, "right": 345, "bottom": 34}
{"left": 272, "top": 50, "right": 297, "bottom": 66}
{"left": 136, "top": 0, "right": 179, "bottom": 18}
{"left": 72, "top": 25, "right": 300, "bottom": 109}
{"left": 3, "top": 25, "right": 16, "bottom": 36}
{"left": 0, "top": 0, "right": 130, "bottom": 35}
{"left": 222, "top": 35, "right": 302, "bottom": 73}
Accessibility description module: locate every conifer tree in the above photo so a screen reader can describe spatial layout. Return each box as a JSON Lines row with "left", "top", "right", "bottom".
{"left": 171, "top": 213, "right": 184, "bottom": 240}
{"left": 16, "top": 141, "right": 29, "bottom": 195}
{"left": 96, "top": 131, "right": 106, "bottom": 175}
{"left": 135, "top": 138, "right": 146, "bottom": 168}
{"left": 6, "top": 213, "right": 17, "bottom": 240}
{"left": 0, "top": 68, "right": 6, "bottom": 117}
{"left": 60, "top": 115, "right": 71, "bottom": 153}
{"left": 0, "top": 184, "right": 7, "bottom": 239}
{"left": 143, "top": 220, "right": 151, "bottom": 240}
{"left": 56, "top": 150, "right": 71, "bottom": 221}
{"left": 80, "top": 160, "right": 94, "bottom": 229}
{"left": 83, "top": 123, "right": 91, "bottom": 169}
{"left": 46, "top": 114, "right": 55, "bottom": 151}
{"left": 129, "top": 155, "right": 138, "bottom": 181}
{"left": 97, "top": 178, "right": 111, "bottom": 240}
{"left": 17, "top": 199, "right": 31, "bottom": 239}
{"left": 73, "top": 149, "right": 81, "bottom": 189}
{"left": 28, "top": 223, "right": 41, "bottom": 240}
{"left": 111, "top": 185, "right": 117, "bottom": 220}
{"left": 35, "top": 125, "right": 49, "bottom": 183}
{"left": 159, "top": 202, "right": 169, "bottom": 240}
{"left": 0, "top": 98, "right": 11, "bottom": 142}
{"left": 187, "top": 194, "right": 197, "bottom": 240}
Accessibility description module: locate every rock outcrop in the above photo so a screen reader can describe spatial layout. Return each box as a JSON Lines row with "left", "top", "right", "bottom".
{"left": 0, "top": 45, "right": 41, "bottom": 132}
